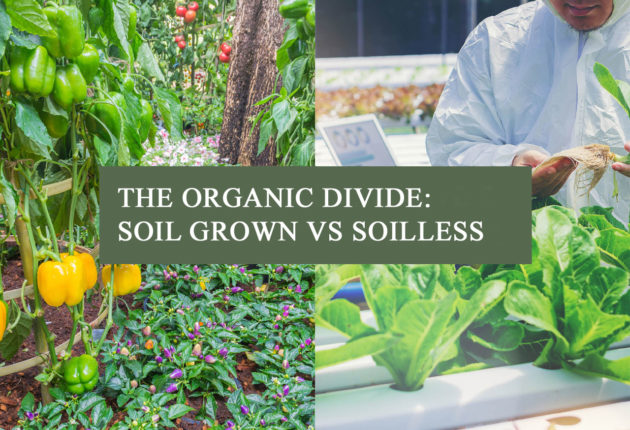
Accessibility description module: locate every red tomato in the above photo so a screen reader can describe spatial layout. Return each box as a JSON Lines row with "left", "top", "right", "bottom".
{"left": 184, "top": 9, "right": 196, "bottom": 23}
{"left": 220, "top": 42, "right": 232, "bottom": 55}
{"left": 219, "top": 52, "right": 230, "bottom": 63}
{"left": 188, "top": 1, "right": 199, "bottom": 11}
{"left": 175, "top": 6, "right": 187, "bottom": 17}
{"left": 178, "top": 40, "right": 186, "bottom": 49}
{"left": 174, "top": 35, "right": 184, "bottom": 42}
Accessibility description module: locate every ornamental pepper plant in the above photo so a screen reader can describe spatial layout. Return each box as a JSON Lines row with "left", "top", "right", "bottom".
{"left": 12, "top": 264, "right": 315, "bottom": 429}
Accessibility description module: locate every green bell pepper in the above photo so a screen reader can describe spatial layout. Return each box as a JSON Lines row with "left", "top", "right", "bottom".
{"left": 40, "top": 109, "right": 69, "bottom": 139}
{"left": 279, "top": 0, "right": 309, "bottom": 19}
{"left": 43, "top": 5, "right": 85, "bottom": 59}
{"left": 63, "top": 354, "right": 99, "bottom": 395}
{"left": 74, "top": 44, "right": 100, "bottom": 84}
{"left": 87, "top": 92, "right": 125, "bottom": 142}
{"left": 10, "top": 46, "right": 56, "bottom": 98}
{"left": 9, "top": 47, "right": 28, "bottom": 93}
{"left": 139, "top": 99, "right": 153, "bottom": 142}
{"left": 88, "top": 7, "right": 104, "bottom": 34}
{"left": 53, "top": 64, "right": 87, "bottom": 111}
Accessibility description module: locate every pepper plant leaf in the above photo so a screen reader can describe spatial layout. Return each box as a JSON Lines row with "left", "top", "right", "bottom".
{"left": 5, "top": 0, "right": 56, "bottom": 37}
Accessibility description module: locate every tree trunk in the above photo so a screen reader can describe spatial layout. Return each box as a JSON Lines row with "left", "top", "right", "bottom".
{"left": 219, "top": 0, "right": 284, "bottom": 166}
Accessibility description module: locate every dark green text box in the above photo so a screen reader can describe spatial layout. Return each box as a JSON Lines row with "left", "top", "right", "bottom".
{"left": 99, "top": 167, "right": 531, "bottom": 264}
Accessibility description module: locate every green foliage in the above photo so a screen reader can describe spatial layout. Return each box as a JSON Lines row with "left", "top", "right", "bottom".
{"left": 594, "top": 62, "right": 630, "bottom": 117}
{"left": 254, "top": 0, "right": 315, "bottom": 166}
{"left": 131, "top": 0, "right": 235, "bottom": 134}
{"left": 0, "top": 299, "right": 33, "bottom": 361}
{"left": 316, "top": 265, "right": 508, "bottom": 391}
{"left": 317, "top": 206, "right": 630, "bottom": 390}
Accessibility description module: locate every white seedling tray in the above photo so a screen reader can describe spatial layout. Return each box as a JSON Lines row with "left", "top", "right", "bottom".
{"left": 315, "top": 348, "right": 630, "bottom": 430}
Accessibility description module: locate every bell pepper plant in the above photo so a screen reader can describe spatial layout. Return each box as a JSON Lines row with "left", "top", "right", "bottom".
{"left": 252, "top": 0, "right": 315, "bottom": 165}
{"left": 0, "top": 0, "right": 182, "bottom": 408}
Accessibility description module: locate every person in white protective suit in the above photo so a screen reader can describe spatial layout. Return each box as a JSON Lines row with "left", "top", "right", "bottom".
{"left": 426, "top": 0, "right": 630, "bottom": 222}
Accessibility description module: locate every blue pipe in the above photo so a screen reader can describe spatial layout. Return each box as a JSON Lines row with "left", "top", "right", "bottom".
{"left": 332, "top": 282, "right": 365, "bottom": 303}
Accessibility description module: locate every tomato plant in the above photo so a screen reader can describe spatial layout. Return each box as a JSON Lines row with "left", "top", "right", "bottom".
{"left": 132, "top": 0, "right": 235, "bottom": 135}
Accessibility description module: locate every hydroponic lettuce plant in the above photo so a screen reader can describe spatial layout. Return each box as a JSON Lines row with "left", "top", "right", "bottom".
{"left": 487, "top": 206, "right": 630, "bottom": 382}
{"left": 316, "top": 205, "right": 630, "bottom": 391}
{"left": 315, "top": 265, "right": 508, "bottom": 391}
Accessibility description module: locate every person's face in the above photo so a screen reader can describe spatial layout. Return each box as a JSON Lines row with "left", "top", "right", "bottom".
{"left": 549, "top": 0, "right": 614, "bottom": 30}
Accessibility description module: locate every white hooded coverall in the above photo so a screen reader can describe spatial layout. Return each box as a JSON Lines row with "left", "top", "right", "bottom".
{"left": 426, "top": 0, "right": 630, "bottom": 222}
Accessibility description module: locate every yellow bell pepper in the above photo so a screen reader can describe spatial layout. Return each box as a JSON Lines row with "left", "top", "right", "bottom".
{"left": 0, "top": 300, "right": 7, "bottom": 341}
{"left": 37, "top": 254, "right": 85, "bottom": 307}
{"left": 78, "top": 253, "right": 98, "bottom": 290}
{"left": 61, "top": 252, "right": 97, "bottom": 290}
{"left": 102, "top": 264, "right": 141, "bottom": 296}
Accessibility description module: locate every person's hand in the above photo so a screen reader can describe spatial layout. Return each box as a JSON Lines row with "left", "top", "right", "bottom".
{"left": 513, "top": 150, "right": 576, "bottom": 197}
{"left": 611, "top": 142, "right": 630, "bottom": 178}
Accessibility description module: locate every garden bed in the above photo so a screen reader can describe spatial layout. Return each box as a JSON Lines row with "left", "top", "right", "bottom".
{"left": 1, "top": 263, "right": 315, "bottom": 429}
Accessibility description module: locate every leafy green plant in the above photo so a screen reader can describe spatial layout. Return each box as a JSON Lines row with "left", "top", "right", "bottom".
{"left": 315, "top": 265, "right": 508, "bottom": 391}
{"left": 317, "top": 206, "right": 630, "bottom": 391}
{"left": 501, "top": 207, "right": 630, "bottom": 373}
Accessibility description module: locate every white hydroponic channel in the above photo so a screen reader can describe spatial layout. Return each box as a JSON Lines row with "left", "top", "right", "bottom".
{"left": 315, "top": 310, "right": 630, "bottom": 430}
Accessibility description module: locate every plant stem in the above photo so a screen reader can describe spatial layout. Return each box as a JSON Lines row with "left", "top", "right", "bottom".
{"left": 0, "top": 260, "right": 3, "bottom": 301}
{"left": 612, "top": 153, "right": 630, "bottom": 164}
{"left": 68, "top": 107, "right": 79, "bottom": 255}
{"left": 94, "top": 268, "right": 115, "bottom": 355}
{"left": 21, "top": 187, "right": 57, "bottom": 365}
{"left": 17, "top": 167, "right": 60, "bottom": 256}
{"left": 18, "top": 181, "right": 57, "bottom": 405}
{"left": 66, "top": 306, "right": 79, "bottom": 355}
